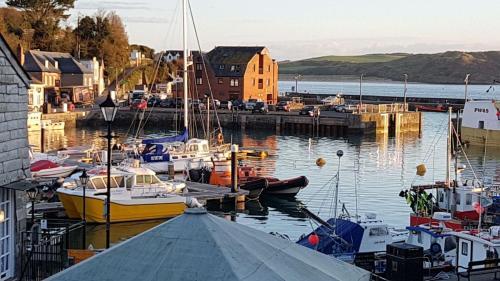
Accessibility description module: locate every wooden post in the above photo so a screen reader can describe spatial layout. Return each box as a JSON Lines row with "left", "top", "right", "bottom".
{"left": 40, "top": 128, "right": 45, "bottom": 153}
{"left": 231, "top": 144, "right": 238, "bottom": 193}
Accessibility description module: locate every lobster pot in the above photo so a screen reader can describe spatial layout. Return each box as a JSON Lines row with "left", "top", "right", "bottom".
{"left": 386, "top": 243, "right": 423, "bottom": 281}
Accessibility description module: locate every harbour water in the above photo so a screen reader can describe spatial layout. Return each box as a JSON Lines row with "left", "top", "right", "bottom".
{"left": 279, "top": 80, "right": 498, "bottom": 100}
{"left": 33, "top": 82, "right": 500, "bottom": 248}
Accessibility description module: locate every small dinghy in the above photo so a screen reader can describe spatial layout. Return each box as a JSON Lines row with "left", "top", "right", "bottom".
{"left": 31, "top": 160, "right": 77, "bottom": 178}
{"left": 264, "top": 176, "right": 309, "bottom": 197}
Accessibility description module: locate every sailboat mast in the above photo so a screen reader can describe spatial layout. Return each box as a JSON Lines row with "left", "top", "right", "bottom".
{"left": 182, "top": 0, "right": 189, "bottom": 130}
{"left": 446, "top": 107, "right": 452, "bottom": 211}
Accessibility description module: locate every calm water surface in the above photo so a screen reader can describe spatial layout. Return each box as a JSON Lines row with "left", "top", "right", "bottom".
{"left": 31, "top": 83, "right": 500, "bottom": 248}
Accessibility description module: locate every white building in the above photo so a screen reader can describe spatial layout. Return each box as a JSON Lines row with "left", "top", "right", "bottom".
{"left": 0, "top": 34, "right": 32, "bottom": 280}
{"left": 28, "top": 82, "right": 44, "bottom": 112}
{"left": 80, "top": 57, "right": 105, "bottom": 96}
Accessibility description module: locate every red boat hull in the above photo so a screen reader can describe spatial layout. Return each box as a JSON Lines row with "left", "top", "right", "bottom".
{"left": 453, "top": 210, "right": 479, "bottom": 221}
{"left": 410, "top": 214, "right": 464, "bottom": 231}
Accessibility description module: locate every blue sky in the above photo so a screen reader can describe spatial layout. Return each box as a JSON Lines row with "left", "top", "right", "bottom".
{"left": 2, "top": 0, "right": 500, "bottom": 60}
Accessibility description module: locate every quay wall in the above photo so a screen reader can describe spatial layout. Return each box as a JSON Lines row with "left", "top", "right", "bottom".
{"left": 79, "top": 108, "right": 422, "bottom": 136}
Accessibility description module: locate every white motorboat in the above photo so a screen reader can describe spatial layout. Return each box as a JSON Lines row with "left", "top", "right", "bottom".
{"left": 30, "top": 160, "right": 78, "bottom": 178}
{"left": 29, "top": 146, "right": 68, "bottom": 165}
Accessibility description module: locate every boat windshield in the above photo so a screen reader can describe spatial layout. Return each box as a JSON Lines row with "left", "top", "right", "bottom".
{"left": 90, "top": 176, "right": 126, "bottom": 189}
{"left": 135, "top": 175, "right": 161, "bottom": 185}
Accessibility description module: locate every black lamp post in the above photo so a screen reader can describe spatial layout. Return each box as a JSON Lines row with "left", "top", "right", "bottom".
{"left": 99, "top": 94, "right": 117, "bottom": 249}
{"left": 26, "top": 188, "right": 38, "bottom": 224}
{"left": 79, "top": 170, "right": 89, "bottom": 246}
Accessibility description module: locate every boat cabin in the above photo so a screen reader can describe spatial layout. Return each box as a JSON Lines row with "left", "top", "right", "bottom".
{"left": 462, "top": 100, "right": 500, "bottom": 131}
{"left": 142, "top": 138, "right": 210, "bottom": 162}
{"left": 355, "top": 213, "right": 394, "bottom": 253}
{"left": 436, "top": 185, "right": 492, "bottom": 221}
{"left": 455, "top": 227, "right": 500, "bottom": 272}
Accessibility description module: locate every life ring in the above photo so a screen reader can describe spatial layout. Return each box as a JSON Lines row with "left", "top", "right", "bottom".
{"left": 217, "top": 133, "right": 224, "bottom": 144}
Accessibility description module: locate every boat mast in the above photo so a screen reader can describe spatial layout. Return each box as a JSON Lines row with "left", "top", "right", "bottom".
{"left": 182, "top": 0, "right": 189, "bottom": 130}
{"left": 446, "top": 107, "right": 452, "bottom": 212}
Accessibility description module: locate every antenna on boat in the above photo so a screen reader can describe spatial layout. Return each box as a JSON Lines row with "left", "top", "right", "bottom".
{"left": 333, "top": 150, "right": 344, "bottom": 233}
{"left": 182, "top": 0, "right": 189, "bottom": 131}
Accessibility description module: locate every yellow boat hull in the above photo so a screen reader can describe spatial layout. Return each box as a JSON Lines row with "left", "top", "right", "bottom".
{"left": 461, "top": 127, "right": 500, "bottom": 147}
{"left": 58, "top": 192, "right": 81, "bottom": 219}
{"left": 59, "top": 193, "right": 186, "bottom": 223}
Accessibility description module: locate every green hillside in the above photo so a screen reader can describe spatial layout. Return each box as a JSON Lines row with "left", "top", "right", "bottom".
{"left": 305, "top": 54, "right": 408, "bottom": 63}
{"left": 280, "top": 51, "right": 500, "bottom": 84}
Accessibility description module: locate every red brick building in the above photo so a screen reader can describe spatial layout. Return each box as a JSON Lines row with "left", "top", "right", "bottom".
{"left": 169, "top": 46, "right": 278, "bottom": 104}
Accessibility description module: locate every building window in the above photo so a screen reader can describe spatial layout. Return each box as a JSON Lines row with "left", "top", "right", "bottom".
{"left": 268, "top": 65, "right": 271, "bottom": 72}
{"left": 230, "top": 79, "right": 239, "bottom": 87}
{"left": 252, "top": 78, "right": 256, "bottom": 86}
{"left": 0, "top": 189, "right": 14, "bottom": 280}
{"left": 253, "top": 64, "right": 256, "bottom": 72}
{"left": 196, "top": 63, "right": 203, "bottom": 71}
{"left": 478, "top": 121, "right": 484, "bottom": 129}
{"left": 230, "top": 65, "right": 236, "bottom": 71}
{"left": 230, "top": 65, "right": 240, "bottom": 72}
{"left": 196, "top": 77, "right": 203, "bottom": 85}
{"left": 218, "top": 78, "right": 223, "bottom": 84}
{"left": 219, "top": 64, "right": 225, "bottom": 70}
{"left": 258, "top": 79, "right": 263, "bottom": 89}
{"left": 266, "top": 79, "right": 270, "bottom": 86}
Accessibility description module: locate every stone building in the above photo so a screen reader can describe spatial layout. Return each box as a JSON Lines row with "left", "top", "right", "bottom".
{"left": 0, "top": 33, "right": 31, "bottom": 280}
{"left": 168, "top": 46, "right": 279, "bottom": 104}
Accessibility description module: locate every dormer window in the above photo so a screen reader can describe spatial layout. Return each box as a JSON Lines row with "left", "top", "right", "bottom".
{"left": 219, "top": 65, "right": 225, "bottom": 70}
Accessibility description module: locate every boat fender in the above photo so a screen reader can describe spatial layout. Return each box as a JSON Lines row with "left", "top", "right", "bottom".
{"left": 316, "top": 158, "right": 326, "bottom": 167}
{"left": 217, "top": 133, "right": 224, "bottom": 145}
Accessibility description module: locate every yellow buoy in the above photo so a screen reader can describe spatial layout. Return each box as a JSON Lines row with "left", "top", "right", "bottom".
{"left": 416, "top": 164, "right": 427, "bottom": 176}
{"left": 316, "top": 158, "right": 326, "bottom": 167}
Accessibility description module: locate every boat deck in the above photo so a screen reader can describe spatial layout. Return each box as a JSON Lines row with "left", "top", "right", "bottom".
{"left": 185, "top": 181, "right": 248, "bottom": 203}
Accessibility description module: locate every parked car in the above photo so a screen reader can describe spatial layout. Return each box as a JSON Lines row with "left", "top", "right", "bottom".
{"left": 160, "top": 99, "right": 175, "bottom": 108}
{"left": 245, "top": 99, "right": 259, "bottom": 110}
{"left": 231, "top": 100, "right": 246, "bottom": 110}
{"left": 333, "top": 104, "right": 352, "bottom": 113}
{"left": 252, "top": 102, "right": 269, "bottom": 114}
{"left": 147, "top": 97, "right": 162, "bottom": 107}
{"left": 220, "top": 101, "right": 232, "bottom": 110}
{"left": 299, "top": 105, "right": 315, "bottom": 116}
{"left": 276, "top": 101, "right": 291, "bottom": 112}
{"left": 192, "top": 99, "right": 206, "bottom": 111}
{"left": 130, "top": 99, "right": 147, "bottom": 110}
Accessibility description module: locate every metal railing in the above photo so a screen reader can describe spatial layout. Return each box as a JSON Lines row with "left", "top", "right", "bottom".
{"left": 20, "top": 219, "right": 85, "bottom": 281}
{"left": 355, "top": 103, "right": 409, "bottom": 114}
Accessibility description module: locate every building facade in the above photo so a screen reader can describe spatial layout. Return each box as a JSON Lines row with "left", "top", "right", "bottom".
{"left": 79, "top": 57, "right": 105, "bottom": 96}
{"left": 19, "top": 47, "right": 93, "bottom": 106}
{"left": 168, "top": 46, "right": 279, "bottom": 104}
{"left": 0, "top": 33, "right": 31, "bottom": 280}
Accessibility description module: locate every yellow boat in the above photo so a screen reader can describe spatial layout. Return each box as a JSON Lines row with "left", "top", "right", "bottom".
{"left": 57, "top": 165, "right": 188, "bottom": 223}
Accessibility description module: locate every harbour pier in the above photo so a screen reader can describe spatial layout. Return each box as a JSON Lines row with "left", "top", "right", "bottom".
{"left": 80, "top": 105, "right": 422, "bottom": 135}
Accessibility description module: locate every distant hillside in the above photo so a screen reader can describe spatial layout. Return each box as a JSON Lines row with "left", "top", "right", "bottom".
{"left": 280, "top": 52, "right": 500, "bottom": 84}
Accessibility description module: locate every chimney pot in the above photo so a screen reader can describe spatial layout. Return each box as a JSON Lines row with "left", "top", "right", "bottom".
{"left": 16, "top": 44, "right": 25, "bottom": 66}
{"left": 45, "top": 60, "right": 49, "bottom": 68}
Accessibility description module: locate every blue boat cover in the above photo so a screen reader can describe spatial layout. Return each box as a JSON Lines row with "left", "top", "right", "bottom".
{"left": 142, "top": 129, "right": 188, "bottom": 145}
{"left": 297, "top": 218, "right": 364, "bottom": 256}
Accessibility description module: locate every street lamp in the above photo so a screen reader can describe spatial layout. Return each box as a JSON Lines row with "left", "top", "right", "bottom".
{"left": 99, "top": 94, "right": 117, "bottom": 249}
{"left": 26, "top": 187, "right": 38, "bottom": 225}
{"left": 79, "top": 170, "right": 89, "bottom": 246}
{"left": 359, "top": 74, "right": 364, "bottom": 113}
{"left": 403, "top": 74, "right": 408, "bottom": 112}
{"left": 294, "top": 74, "right": 302, "bottom": 93}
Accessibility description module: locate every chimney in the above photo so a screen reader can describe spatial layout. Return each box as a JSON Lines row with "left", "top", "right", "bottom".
{"left": 54, "top": 61, "right": 58, "bottom": 69}
{"left": 44, "top": 60, "right": 49, "bottom": 68}
{"left": 16, "top": 44, "right": 25, "bottom": 66}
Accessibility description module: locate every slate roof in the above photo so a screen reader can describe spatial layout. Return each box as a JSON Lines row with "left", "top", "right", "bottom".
{"left": 207, "top": 46, "right": 266, "bottom": 77}
{"left": 23, "top": 50, "right": 92, "bottom": 74}
{"left": 46, "top": 208, "right": 370, "bottom": 281}
{"left": 0, "top": 33, "right": 31, "bottom": 87}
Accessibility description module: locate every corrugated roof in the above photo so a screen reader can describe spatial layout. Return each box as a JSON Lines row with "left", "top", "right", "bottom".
{"left": 47, "top": 208, "right": 370, "bottom": 281}
{"left": 24, "top": 50, "right": 92, "bottom": 74}
{"left": 207, "top": 46, "right": 266, "bottom": 77}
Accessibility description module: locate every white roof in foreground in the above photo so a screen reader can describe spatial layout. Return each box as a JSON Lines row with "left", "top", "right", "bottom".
{"left": 47, "top": 208, "right": 370, "bottom": 281}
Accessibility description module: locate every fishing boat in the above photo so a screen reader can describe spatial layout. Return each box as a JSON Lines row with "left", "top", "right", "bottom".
{"left": 41, "top": 119, "right": 65, "bottom": 130}
{"left": 57, "top": 165, "right": 191, "bottom": 222}
{"left": 454, "top": 226, "right": 500, "bottom": 273}
{"left": 31, "top": 160, "right": 77, "bottom": 178}
{"left": 460, "top": 99, "right": 500, "bottom": 147}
